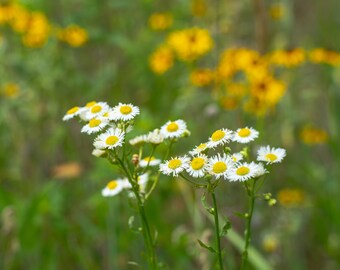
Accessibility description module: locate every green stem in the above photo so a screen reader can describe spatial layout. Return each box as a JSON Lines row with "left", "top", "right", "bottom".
{"left": 211, "top": 191, "right": 224, "bottom": 270}
{"left": 241, "top": 180, "right": 256, "bottom": 270}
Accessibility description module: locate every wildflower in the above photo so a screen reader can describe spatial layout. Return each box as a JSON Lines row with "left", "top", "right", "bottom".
{"left": 189, "top": 142, "right": 208, "bottom": 155}
{"left": 148, "top": 13, "right": 173, "bottom": 31}
{"left": 299, "top": 125, "right": 328, "bottom": 145}
{"left": 149, "top": 45, "right": 174, "bottom": 74}
{"left": 160, "top": 119, "right": 187, "bottom": 139}
{"left": 2, "top": 83, "right": 20, "bottom": 98}
{"left": 268, "top": 48, "right": 305, "bottom": 68}
{"left": 159, "top": 156, "right": 190, "bottom": 177}
{"left": 62, "top": 106, "right": 83, "bottom": 121}
{"left": 145, "top": 129, "right": 164, "bottom": 144}
{"left": 186, "top": 154, "right": 209, "bottom": 178}
{"left": 167, "top": 28, "right": 213, "bottom": 61}
{"left": 137, "top": 173, "right": 149, "bottom": 193}
{"left": 227, "top": 162, "right": 261, "bottom": 182}
{"left": 92, "top": 149, "right": 106, "bottom": 158}
{"left": 109, "top": 103, "right": 140, "bottom": 121}
{"left": 21, "top": 12, "right": 50, "bottom": 48}
{"left": 83, "top": 102, "right": 110, "bottom": 120}
{"left": 232, "top": 127, "right": 259, "bottom": 144}
{"left": 57, "top": 24, "right": 88, "bottom": 47}
{"left": 262, "top": 234, "right": 279, "bottom": 253}
{"left": 269, "top": 3, "right": 285, "bottom": 20}
{"left": 207, "top": 128, "right": 233, "bottom": 148}
{"left": 309, "top": 48, "right": 340, "bottom": 66}
{"left": 191, "top": 0, "right": 207, "bottom": 17}
{"left": 257, "top": 146, "right": 286, "bottom": 164}
{"left": 102, "top": 179, "right": 127, "bottom": 197}
{"left": 93, "top": 128, "right": 125, "bottom": 150}
{"left": 81, "top": 117, "right": 109, "bottom": 134}
{"left": 139, "top": 156, "right": 161, "bottom": 168}
{"left": 52, "top": 162, "right": 82, "bottom": 179}
{"left": 230, "top": 152, "right": 243, "bottom": 163}
{"left": 208, "top": 154, "right": 234, "bottom": 179}
{"left": 190, "top": 69, "right": 214, "bottom": 87}
{"left": 129, "top": 134, "right": 147, "bottom": 146}
{"left": 253, "top": 162, "right": 268, "bottom": 177}
{"left": 277, "top": 188, "right": 305, "bottom": 207}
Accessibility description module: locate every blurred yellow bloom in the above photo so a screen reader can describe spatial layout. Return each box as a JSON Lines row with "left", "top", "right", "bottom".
{"left": 22, "top": 12, "right": 50, "bottom": 48}
{"left": 148, "top": 12, "right": 173, "bottom": 31}
{"left": 149, "top": 45, "right": 174, "bottom": 74}
{"left": 243, "top": 97, "right": 269, "bottom": 116}
{"left": 262, "top": 234, "right": 279, "bottom": 253}
{"left": 300, "top": 126, "right": 328, "bottom": 145}
{"left": 8, "top": 4, "right": 30, "bottom": 33}
{"left": 190, "top": 69, "right": 214, "bottom": 87}
{"left": 191, "top": 0, "right": 207, "bottom": 17}
{"left": 268, "top": 48, "right": 305, "bottom": 68}
{"left": 167, "top": 28, "right": 213, "bottom": 62}
{"left": 277, "top": 188, "right": 305, "bottom": 207}
{"left": 52, "top": 162, "right": 83, "bottom": 179}
{"left": 2, "top": 83, "right": 20, "bottom": 98}
{"left": 0, "top": 4, "right": 14, "bottom": 24}
{"left": 269, "top": 4, "right": 285, "bottom": 20}
{"left": 57, "top": 25, "right": 88, "bottom": 47}
{"left": 309, "top": 48, "right": 340, "bottom": 66}
{"left": 220, "top": 96, "right": 239, "bottom": 110}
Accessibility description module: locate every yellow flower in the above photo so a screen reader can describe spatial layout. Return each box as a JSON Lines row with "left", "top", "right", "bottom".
{"left": 148, "top": 13, "right": 173, "bottom": 31}
{"left": 57, "top": 25, "right": 88, "bottom": 47}
{"left": 299, "top": 125, "right": 328, "bottom": 145}
{"left": 309, "top": 48, "right": 340, "bottom": 66}
{"left": 0, "top": 3, "right": 14, "bottom": 25}
{"left": 277, "top": 188, "right": 305, "bottom": 208}
{"left": 191, "top": 0, "right": 207, "bottom": 17}
{"left": 8, "top": 3, "right": 30, "bottom": 33}
{"left": 2, "top": 83, "right": 20, "bottom": 98}
{"left": 262, "top": 234, "right": 279, "bottom": 253}
{"left": 167, "top": 28, "right": 213, "bottom": 62}
{"left": 269, "top": 4, "right": 285, "bottom": 20}
{"left": 22, "top": 12, "right": 50, "bottom": 48}
{"left": 149, "top": 45, "right": 174, "bottom": 74}
{"left": 268, "top": 48, "right": 305, "bottom": 68}
{"left": 190, "top": 69, "right": 214, "bottom": 87}
{"left": 220, "top": 96, "right": 239, "bottom": 110}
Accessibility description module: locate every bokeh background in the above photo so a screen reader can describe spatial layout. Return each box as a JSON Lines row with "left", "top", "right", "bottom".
{"left": 1, "top": 0, "right": 340, "bottom": 269}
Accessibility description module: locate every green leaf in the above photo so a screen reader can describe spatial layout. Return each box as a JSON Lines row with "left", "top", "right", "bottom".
{"left": 220, "top": 220, "right": 232, "bottom": 237}
{"left": 197, "top": 239, "right": 216, "bottom": 253}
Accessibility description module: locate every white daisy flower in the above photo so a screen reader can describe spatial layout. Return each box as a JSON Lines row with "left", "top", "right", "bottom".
{"left": 227, "top": 162, "right": 261, "bottom": 182}
{"left": 83, "top": 102, "right": 110, "bottom": 120}
{"left": 92, "top": 149, "right": 106, "bottom": 157}
{"left": 189, "top": 142, "right": 208, "bottom": 155}
{"left": 186, "top": 154, "right": 209, "bottom": 178}
{"left": 145, "top": 129, "right": 164, "bottom": 144}
{"left": 102, "top": 179, "right": 126, "bottom": 197}
{"left": 62, "top": 106, "right": 84, "bottom": 121}
{"left": 79, "top": 101, "right": 98, "bottom": 121}
{"left": 253, "top": 162, "right": 268, "bottom": 177}
{"left": 129, "top": 134, "right": 148, "bottom": 146}
{"left": 207, "top": 128, "right": 233, "bottom": 148}
{"left": 137, "top": 173, "right": 149, "bottom": 193}
{"left": 109, "top": 103, "right": 140, "bottom": 121}
{"left": 159, "top": 156, "right": 190, "bottom": 177}
{"left": 232, "top": 127, "right": 259, "bottom": 143}
{"left": 208, "top": 154, "right": 234, "bottom": 179}
{"left": 257, "top": 146, "right": 286, "bottom": 164}
{"left": 160, "top": 119, "right": 187, "bottom": 139}
{"left": 139, "top": 156, "right": 161, "bottom": 168}
{"left": 81, "top": 117, "right": 109, "bottom": 134}
{"left": 93, "top": 128, "right": 125, "bottom": 150}
{"left": 231, "top": 152, "right": 243, "bottom": 163}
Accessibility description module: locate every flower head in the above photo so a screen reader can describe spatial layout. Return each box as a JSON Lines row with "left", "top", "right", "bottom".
{"left": 93, "top": 128, "right": 125, "bottom": 150}
{"left": 159, "top": 156, "right": 190, "bottom": 177}
{"left": 230, "top": 152, "right": 243, "bottom": 163}
{"left": 139, "top": 156, "right": 161, "bottom": 168}
{"left": 81, "top": 117, "right": 109, "bottom": 134}
{"left": 227, "top": 162, "right": 261, "bottom": 182}
{"left": 62, "top": 106, "right": 83, "bottom": 121}
{"left": 189, "top": 142, "right": 208, "bottom": 155}
{"left": 145, "top": 129, "right": 164, "bottom": 144}
{"left": 83, "top": 102, "right": 110, "bottom": 120}
{"left": 257, "top": 146, "right": 286, "bottom": 164}
{"left": 232, "top": 127, "right": 259, "bottom": 144}
{"left": 207, "top": 128, "right": 233, "bottom": 148}
{"left": 109, "top": 103, "right": 140, "bottom": 121}
{"left": 207, "top": 154, "right": 234, "bottom": 179}
{"left": 160, "top": 119, "right": 187, "bottom": 139}
{"left": 102, "top": 179, "right": 127, "bottom": 197}
{"left": 186, "top": 154, "right": 209, "bottom": 178}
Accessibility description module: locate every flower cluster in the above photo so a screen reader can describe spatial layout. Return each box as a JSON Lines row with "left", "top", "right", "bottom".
{"left": 160, "top": 126, "right": 286, "bottom": 182}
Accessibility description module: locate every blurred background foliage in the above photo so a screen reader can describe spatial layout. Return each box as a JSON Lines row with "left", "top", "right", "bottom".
{"left": 1, "top": 0, "right": 340, "bottom": 269}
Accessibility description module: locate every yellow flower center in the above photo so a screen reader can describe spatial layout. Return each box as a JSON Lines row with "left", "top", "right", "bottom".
{"left": 197, "top": 143, "right": 206, "bottom": 149}
{"left": 107, "top": 180, "right": 118, "bottom": 190}
{"left": 232, "top": 156, "right": 237, "bottom": 162}
{"left": 89, "top": 119, "right": 102, "bottom": 128}
{"left": 106, "top": 136, "right": 119, "bottom": 145}
{"left": 86, "top": 101, "right": 96, "bottom": 108}
{"left": 212, "top": 162, "right": 227, "bottom": 174}
{"left": 236, "top": 166, "right": 250, "bottom": 176}
{"left": 120, "top": 105, "right": 132, "bottom": 115}
{"left": 103, "top": 112, "right": 109, "bottom": 117}
{"left": 67, "top": 106, "right": 79, "bottom": 115}
{"left": 91, "top": 105, "right": 102, "bottom": 113}
{"left": 168, "top": 159, "right": 182, "bottom": 169}
{"left": 167, "top": 122, "right": 179, "bottom": 132}
{"left": 211, "top": 130, "right": 225, "bottom": 142}
{"left": 191, "top": 157, "right": 205, "bottom": 170}
{"left": 238, "top": 128, "right": 251, "bottom": 137}
{"left": 143, "top": 156, "right": 155, "bottom": 162}
{"left": 265, "top": 153, "right": 277, "bottom": 161}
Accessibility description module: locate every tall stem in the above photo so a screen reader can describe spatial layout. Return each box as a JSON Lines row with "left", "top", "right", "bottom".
{"left": 211, "top": 191, "right": 224, "bottom": 270}
{"left": 241, "top": 180, "right": 256, "bottom": 270}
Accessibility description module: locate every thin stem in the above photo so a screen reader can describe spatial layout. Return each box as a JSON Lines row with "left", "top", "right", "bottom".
{"left": 180, "top": 173, "right": 208, "bottom": 188}
{"left": 211, "top": 190, "right": 224, "bottom": 270}
{"left": 241, "top": 180, "right": 256, "bottom": 270}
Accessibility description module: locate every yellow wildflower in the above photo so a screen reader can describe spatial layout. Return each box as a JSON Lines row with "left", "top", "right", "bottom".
{"left": 8, "top": 3, "right": 30, "bottom": 33}
{"left": 167, "top": 28, "right": 213, "bottom": 62}
{"left": 2, "top": 83, "right": 20, "bottom": 98}
{"left": 220, "top": 96, "right": 239, "bottom": 110}
{"left": 148, "top": 12, "right": 173, "bottom": 31}
{"left": 277, "top": 188, "right": 305, "bottom": 208}
{"left": 262, "top": 234, "right": 279, "bottom": 253}
{"left": 149, "top": 45, "right": 174, "bottom": 74}
{"left": 268, "top": 48, "right": 305, "bottom": 68}
{"left": 309, "top": 48, "right": 340, "bottom": 66}
{"left": 57, "top": 25, "right": 88, "bottom": 47}
{"left": 190, "top": 69, "right": 214, "bottom": 87}
{"left": 191, "top": 0, "right": 207, "bottom": 17}
{"left": 299, "top": 126, "right": 328, "bottom": 145}
{"left": 269, "top": 4, "right": 285, "bottom": 20}
{"left": 22, "top": 12, "right": 50, "bottom": 48}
